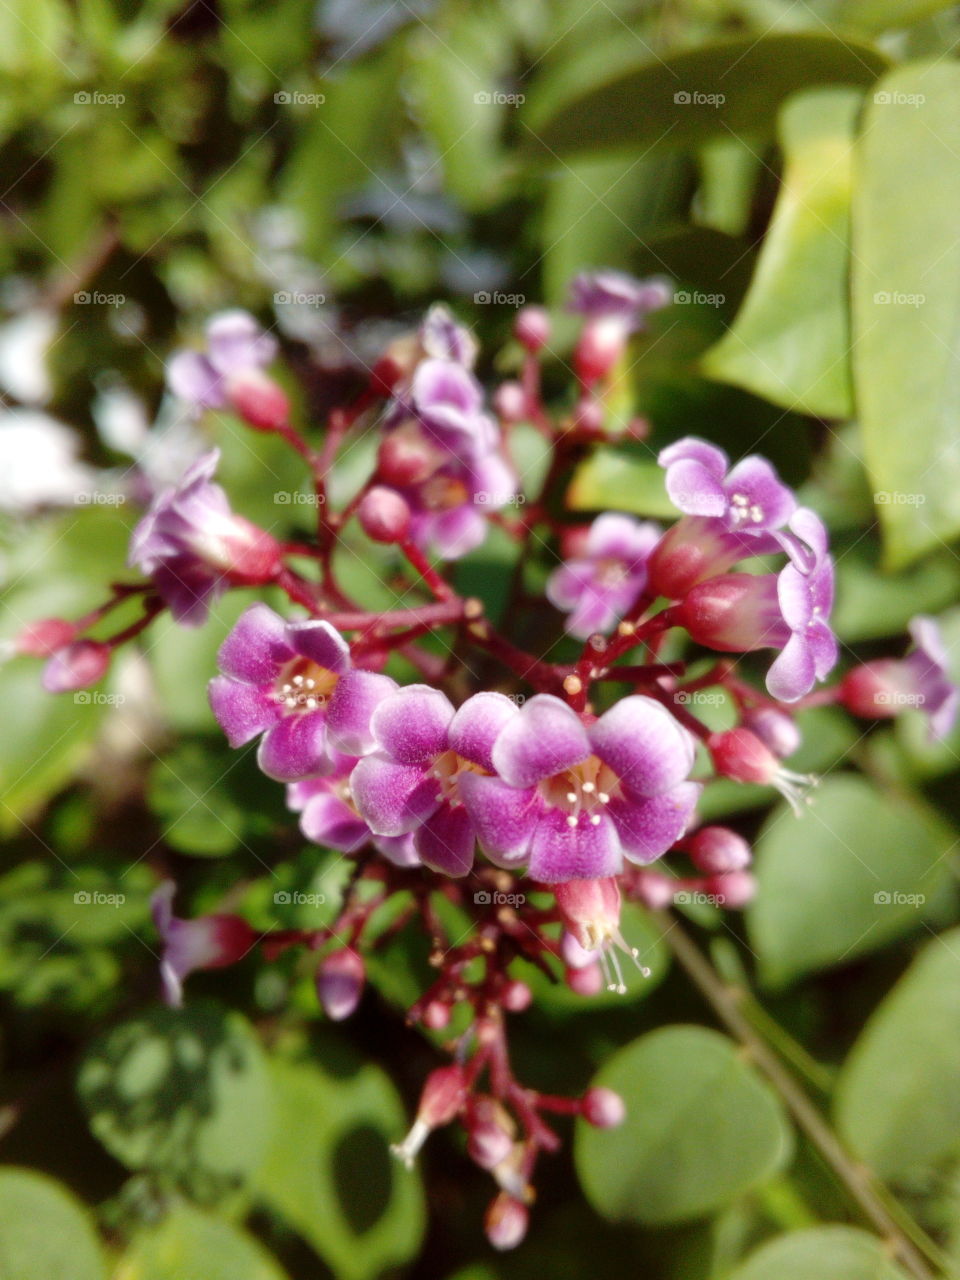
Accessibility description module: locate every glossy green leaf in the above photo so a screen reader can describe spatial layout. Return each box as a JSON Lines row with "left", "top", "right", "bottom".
{"left": 0, "top": 1169, "right": 107, "bottom": 1280}
{"left": 78, "top": 1004, "right": 274, "bottom": 1201}
{"left": 835, "top": 926, "right": 960, "bottom": 1181}
{"left": 822, "top": 0, "right": 960, "bottom": 34}
{"left": 119, "top": 1206, "right": 289, "bottom": 1280}
{"left": 748, "top": 776, "right": 957, "bottom": 988}
{"left": 567, "top": 447, "right": 678, "bottom": 518}
{"left": 853, "top": 62, "right": 960, "bottom": 567}
{"left": 256, "top": 1056, "right": 425, "bottom": 1280}
{"left": 575, "top": 1026, "right": 792, "bottom": 1224}
{"left": 525, "top": 34, "right": 887, "bottom": 158}
{"left": 729, "top": 1225, "right": 909, "bottom": 1280}
{"left": 702, "top": 88, "right": 860, "bottom": 418}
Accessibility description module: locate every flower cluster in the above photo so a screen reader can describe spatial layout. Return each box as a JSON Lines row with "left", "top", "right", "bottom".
{"left": 19, "top": 271, "right": 958, "bottom": 1251}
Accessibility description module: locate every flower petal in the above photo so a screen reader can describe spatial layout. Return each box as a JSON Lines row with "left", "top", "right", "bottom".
{"left": 766, "top": 632, "right": 816, "bottom": 702}
{"left": 724, "top": 456, "right": 796, "bottom": 529}
{"left": 326, "top": 669, "right": 398, "bottom": 756}
{"left": 589, "top": 695, "right": 695, "bottom": 797}
{"left": 206, "top": 309, "right": 277, "bottom": 375}
{"left": 209, "top": 675, "right": 280, "bottom": 747}
{"left": 286, "top": 618, "right": 351, "bottom": 674}
{"left": 414, "top": 803, "right": 475, "bottom": 877}
{"left": 350, "top": 755, "right": 440, "bottom": 836}
{"left": 448, "top": 691, "right": 518, "bottom": 771}
{"left": 297, "top": 791, "right": 370, "bottom": 852}
{"left": 217, "top": 603, "right": 293, "bottom": 684}
{"left": 610, "top": 782, "right": 701, "bottom": 864}
{"left": 257, "top": 711, "right": 332, "bottom": 781}
{"left": 491, "top": 694, "right": 590, "bottom": 788}
{"left": 664, "top": 458, "right": 727, "bottom": 518}
{"left": 458, "top": 773, "right": 539, "bottom": 867}
{"left": 167, "top": 351, "right": 224, "bottom": 408}
{"left": 370, "top": 684, "right": 455, "bottom": 763}
{"left": 526, "top": 808, "right": 621, "bottom": 883}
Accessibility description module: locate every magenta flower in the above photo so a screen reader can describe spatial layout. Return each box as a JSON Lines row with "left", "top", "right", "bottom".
{"left": 841, "top": 615, "right": 958, "bottom": 742}
{"left": 208, "top": 604, "right": 396, "bottom": 781}
{"left": 128, "top": 450, "right": 282, "bottom": 625}
{"left": 151, "top": 882, "right": 255, "bottom": 1007}
{"left": 167, "top": 310, "right": 277, "bottom": 415}
{"left": 767, "top": 508, "right": 837, "bottom": 702}
{"left": 658, "top": 436, "right": 796, "bottom": 533}
{"left": 351, "top": 688, "right": 518, "bottom": 876}
{"left": 546, "top": 514, "right": 661, "bottom": 639}
{"left": 287, "top": 753, "right": 418, "bottom": 866}
{"left": 460, "top": 694, "right": 699, "bottom": 882}
{"left": 398, "top": 449, "right": 517, "bottom": 560}
{"left": 408, "top": 358, "right": 498, "bottom": 459}
{"left": 567, "top": 270, "right": 672, "bottom": 331}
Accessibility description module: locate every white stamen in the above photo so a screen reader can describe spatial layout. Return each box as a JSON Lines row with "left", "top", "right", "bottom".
{"left": 305, "top": 697, "right": 317, "bottom": 709}
{"left": 284, "top": 696, "right": 297, "bottom": 708}
{"left": 598, "top": 791, "right": 610, "bottom": 804}
{"left": 590, "top": 814, "right": 601, "bottom": 825}
{"left": 566, "top": 791, "right": 578, "bottom": 804}
{"left": 581, "top": 781, "right": 595, "bottom": 794}
{"left": 292, "top": 674, "right": 304, "bottom": 686}
{"left": 390, "top": 1118, "right": 431, "bottom": 1170}
{"left": 566, "top": 815, "right": 578, "bottom": 828}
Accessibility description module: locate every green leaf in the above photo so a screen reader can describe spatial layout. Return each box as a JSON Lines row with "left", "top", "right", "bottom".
{"left": 822, "top": 0, "right": 960, "bottom": 35}
{"left": 525, "top": 34, "right": 887, "bottom": 159}
{"left": 119, "top": 1206, "right": 289, "bottom": 1280}
{"left": 78, "top": 1004, "right": 274, "bottom": 1202}
{"left": 147, "top": 741, "right": 251, "bottom": 857}
{"left": 728, "top": 1225, "right": 909, "bottom": 1280}
{"left": 0, "top": 1169, "right": 107, "bottom": 1280}
{"left": 853, "top": 62, "right": 960, "bottom": 567}
{"left": 748, "top": 776, "right": 957, "bottom": 988}
{"left": 701, "top": 87, "right": 860, "bottom": 418}
{"left": 567, "top": 447, "right": 678, "bottom": 518}
{"left": 835, "top": 926, "right": 960, "bottom": 1181}
{"left": 256, "top": 1056, "right": 425, "bottom": 1280}
{"left": 832, "top": 542, "right": 960, "bottom": 642}
{"left": 574, "top": 1025, "right": 792, "bottom": 1225}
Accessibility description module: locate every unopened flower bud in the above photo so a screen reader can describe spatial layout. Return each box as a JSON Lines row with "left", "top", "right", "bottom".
{"left": 742, "top": 706, "right": 802, "bottom": 758}
{"left": 225, "top": 370, "right": 291, "bottom": 432}
{"left": 42, "top": 639, "right": 111, "bottom": 692}
{"left": 421, "top": 999, "right": 452, "bottom": 1030}
{"left": 572, "top": 397, "right": 605, "bottom": 436}
{"left": 220, "top": 521, "right": 284, "bottom": 585}
{"left": 391, "top": 1063, "right": 467, "bottom": 1169}
{"left": 566, "top": 962, "right": 604, "bottom": 996}
{"left": 14, "top": 617, "right": 77, "bottom": 657}
{"left": 705, "top": 870, "right": 757, "bottom": 909}
{"left": 493, "top": 380, "right": 527, "bottom": 423}
{"left": 709, "top": 728, "right": 815, "bottom": 817}
{"left": 514, "top": 305, "right": 550, "bottom": 352}
{"left": 582, "top": 1086, "right": 626, "bottom": 1128}
{"left": 838, "top": 662, "right": 901, "bottom": 720}
{"left": 467, "top": 1099, "right": 514, "bottom": 1170}
{"left": 358, "top": 485, "right": 411, "bottom": 544}
{"left": 630, "top": 869, "right": 677, "bottom": 910}
{"left": 317, "top": 948, "right": 365, "bottom": 1021}
{"left": 679, "top": 574, "right": 787, "bottom": 653}
{"left": 574, "top": 317, "right": 627, "bottom": 384}
{"left": 688, "top": 825, "right": 752, "bottom": 875}
{"left": 377, "top": 422, "right": 443, "bottom": 487}
{"left": 485, "top": 1192, "right": 529, "bottom": 1251}
{"left": 500, "top": 979, "right": 532, "bottom": 1012}
{"left": 646, "top": 517, "right": 748, "bottom": 600}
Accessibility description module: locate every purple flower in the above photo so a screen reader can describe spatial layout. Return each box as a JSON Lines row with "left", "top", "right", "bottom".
{"left": 167, "top": 310, "right": 277, "bottom": 415}
{"left": 408, "top": 358, "right": 498, "bottom": 458}
{"left": 208, "top": 604, "right": 397, "bottom": 781}
{"left": 568, "top": 270, "right": 672, "bottom": 331}
{"left": 419, "top": 303, "right": 477, "bottom": 368}
{"left": 460, "top": 694, "right": 699, "bottom": 882}
{"left": 658, "top": 436, "right": 796, "bottom": 533}
{"left": 128, "top": 450, "right": 282, "bottom": 625}
{"left": 398, "top": 449, "right": 517, "bottom": 560}
{"left": 351, "top": 688, "right": 519, "bottom": 877}
{"left": 151, "top": 882, "right": 255, "bottom": 1007}
{"left": 841, "top": 615, "right": 958, "bottom": 742}
{"left": 287, "top": 753, "right": 419, "bottom": 866}
{"left": 546, "top": 514, "right": 661, "bottom": 639}
{"left": 767, "top": 508, "right": 837, "bottom": 702}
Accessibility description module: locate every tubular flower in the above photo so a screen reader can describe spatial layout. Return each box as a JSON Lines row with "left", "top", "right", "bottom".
{"left": 151, "top": 882, "right": 255, "bottom": 1007}
{"left": 460, "top": 694, "right": 699, "bottom": 882}
{"left": 128, "top": 449, "right": 282, "bottom": 624}
{"left": 208, "top": 604, "right": 396, "bottom": 781}
{"left": 351, "top": 687, "right": 518, "bottom": 876}
{"left": 546, "top": 513, "right": 661, "bottom": 639}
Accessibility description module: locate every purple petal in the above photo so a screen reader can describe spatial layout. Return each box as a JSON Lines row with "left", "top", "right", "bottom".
{"left": 167, "top": 351, "right": 225, "bottom": 408}
{"left": 414, "top": 803, "right": 475, "bottom": 877}
{"left": 664, "top": 458, "right": 727, "bottom": 518}
{"left": 458, "top": 773, "right": 539, "bottom": 867}
{"left": 350, "top": 755, "right": 440, "bottom": 836}
{"left": 448, "top": 691, "right": 519, "bottom": 771}
{"left": 808, "top": 617, "right": 838, "bottom": 680}
{"left": 412, "top": 358, "right": 482, "bottom": 416}
{"left": 370, "top": 684, "right": 455, "bottom": 764}
{"left": 526, "top": 808, "right": 621, "bottom": 883}
{"left": 546, "top": 561, "right": 595, "bottom": 610}
{"left": 724, "top": 456, "right": 796, "bottom": 530}
{"left": 589, "top": 695, "right": 695, "bottom": 798}
{"left": 658, "top": 437, "right": 728, "bottom": 476}
{"left": 566, "top": 591, "right": 621, "bottom": 640}
{"left": 909, "top": 615, "right": 947, "bottom": 665}
{"left": 585, "top": 513, "right": 659, "bottom": 564}
{"left": 326, "top": 669, "right": 398, "bottom": 756}
{"left": 766, "top": 633, "right": 816, "bottom": 702}
{"left": 257, "top": 711, "right": 332, "bottom": 781}
{"left": 151, "top": 560, "right": 222, "bottom": 626}
{"left": 217, "top": 603, "right": 293, "bottom": 684}
{"left": 428, "top": 505, "right": 488, "bottom": 559}
{"left": 209, "top": 675, "right": 280, "bottom": 747}
{"left": 789, "top": 506, "right": 829, "bottom": 560}
{"left": 297, "top": 791, "right": 370, "bottom": 852}
{"left": 374, "top": 833, "right": 420, "bottom": 867}
{"left": 777, "top": 563, "right": 813, "bottom": 631}
{"left": 491, "top": 694, "right": 591, "bottom": 788}
{"left": 287, "top": 619, "right": 351, "bottom": 674}
{"left": 610, "top": 782, "right": 701, "bottom": 865}
{"left": 206, "top": 310, "right": 277, "bottom": 375}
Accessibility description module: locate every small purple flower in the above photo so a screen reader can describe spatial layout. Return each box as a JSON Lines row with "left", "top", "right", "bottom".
{"left": 460, "top": 694, "right": 700, "bottom": 882}
{"left": 419, "top": 303, "right": 477, "bottom": 368}
{"left": 840, "top": 615, "right": 958, "bottom": 742}
{"left": 151, "top": 882, "right": 255, "bottom": 1007}
{"left": 546, "top": 514, "right": 661, "bottom": 639}
{"left": 167, "top": 310, "right": 277, "bottom": 415}
{"left": 409, "top": 358, "right": 498, "bottom": 458}
{"left": 568, "top": 270, "right": 672, "bottom": 331}
{"left": 287, "top": 753, "right": 419, "bottom": 866}
{"left": 399, "top": 449, "right": 518, "bottom": 560}
{"left": 767, "top": 507, "right": 837, "bottom": 702}
{"left": 128, "top": 449, "right": 282, "bottom": 625}
{"left": 351, "top": 688, "right": 519, "bottom": 877}
{"left": 658, "top": 436, "right": 796, "bottom": 533}
{"left": 208, "top": 604, "right": 397, "bottom": 781}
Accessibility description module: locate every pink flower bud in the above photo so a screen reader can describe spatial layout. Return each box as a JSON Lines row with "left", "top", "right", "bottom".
{"left": 514, "top": 305, "right": 550, "bottom": 352}
{"left": 14, "top": 617, "right": 77, "bottom": 657}
{"left": 221, "top": 520, "right": 284, "bottom": 585}
{"left": 688, "top": 826, "right": 752, "bottom": 875}
{"left": 421, "top": 999, "right": 452, "bottom": 1030}
{"left": 581, "top": 1086, "right": 626, "bottom": 1128}
{"left": 377, "top": 422, "right": 443, "bottom": 487}
{"left": 151, "top": 882, "right": 256, "bottom": 1007}
{"left": 679, "top": 573, "right": 787, "bottom": 653}
{"left": 572, "top": 397, "right": 605, "bottom": 436}
{"left": 574, "top": 317, "right": 627, "bottom": 384}
{"left": 566, "top": 962, "right": 604, "bottom": 996}
{"left": 485, "top": 1192, "right": 529, "bottom": 1251}
{"left": 493, "top": 380, "right": 527, "bottom": 423}
{"left": 646, "top": 517, "right": 748, "bottom": 600}
{"left": 467, "top": 1099, "right": 514, "bottom": 1170}
{"left": 630, "top": 869, "right": 677, "bottom": 911}
{"left": 501, "top": 979, "right": 532, "bottom": 1012}
{"left": 42, "top": 640, "right": 111, "bottom": 692}
{"left": 705, "top": 870, "right": 757, "bottom": 909}
{"left": 742, "top": 706, "right": 802, "bottom": 758}
{"left": 839, "top": 663, "right": 901, "bottom": 720}
{"left": 419, "top": 1063, "right": 467, "bottom": 1128}
{"left": 225, "top": 370, "right": 291, "bottom": 432}
{"left": 553, "top": 877, "right": 621, "bottom": 952}
{"left": 358, "top": 486, "right": 411, "bottom": 544}
{"left": 708, "top": 728, "right": 779, "bottom": 785}
{"left": 317, "top": 948, "right": 365, "bottom": 1021}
